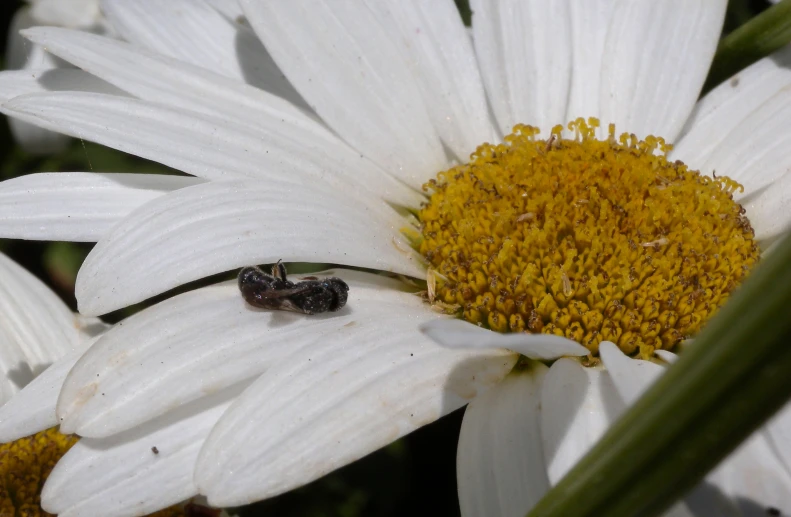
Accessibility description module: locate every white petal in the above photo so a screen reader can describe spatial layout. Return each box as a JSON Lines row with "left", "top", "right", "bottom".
{"left": 470, "top": 0, "right": 571, "bottom": 135}
{"left": 99, "top": 0, "right": 309, "bottom": 110}
{"left": 6, "top": 8, "right": 57, "bottom": 70}
{"left": 194, "top": 306, "right": 517, "bottom": 505}
{"left": 765, "top": 402, "right": 791, "bottom": 484}
{"left": 0, "top": 345, "right": 85, "bottom": 442}
{"left": 683, "top": 486, "right": 742, "bottom": 517}
{"left": 0, "top": 65, "right": 122, "bottom": 156}
{"left": 0, "top": 173, "right": 202, "bottom": 242}
{"left": 599, "top": 0, "right": 726, "bottom": 141}
{"left": 601, "top": 343, "right": 748, "bottom": 517}
{"left": 0, "top": 69, "right": 123, "bottom": 103}
{"left": 672, "top": 47, "right": 791, "bottom": 168}
{"left": 75, "top": 180, "right": 423, "bottom": 315}
{"left": 203, "top": 0, "right": 245, "bottom": 21}
{"left": 540, "top": 359, "right": 620, "bottom": 483}
{"left": 366, "top": 0, "right": 497, "bottom": 159}
{"left": 29, "top": 0, "right": 100, "bottom": 29}
{"left": 3, "top": 90, "right": 421, "bottom": 207}
{"left": 565, "top": 0, "right": 617, "bottom": 121}
{"left": 709, "top": 433, "right": 791, "bottom": 515}
{"left": 419, "top": 319, "right": 589, "bottom": 360}
{"left": 60, "top": 271, "right": 429, "bottom": 437}
{"left": 654, "top": 349, "right": 679, "bottom": 363}
{"left": 693, "top": 88, "right": 791, "bottom": 200}
{"left": 598, "top": 341, "right": 665, "bottom": 405}
{"left": 0, "top": 252, "right": 81, "bottom": 404}
{"left": 74, "top": 314, "right": 110, "bottom": 341}
{"left": 43, "top": 392, "right": 236, "bottom": 517}
{"left": 742, "top": 170, "right": 791, "bottom": 243}
{"left": 240, "top": 0, "right": 446, "bottom": 188}
{"left": 5, "top": 7, "right": 69, "bottom": 153}
{"left": 457, "top": 366, "right": 550, "bottom": 517}
{"left": 21, "top": 26, "right": 308, "bottom": 123}
{"left": 20, "top": 27, "right": 420, "bottom": 207}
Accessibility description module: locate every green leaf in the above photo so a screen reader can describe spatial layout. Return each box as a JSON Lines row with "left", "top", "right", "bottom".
{"left": 703, "top": 0, "right": 791, "bottom": 94}
{"left": 527, "top": 232, "right": 791, "bottom": 517}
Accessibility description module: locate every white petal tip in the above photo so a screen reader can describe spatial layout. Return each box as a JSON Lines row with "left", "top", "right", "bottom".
{"left": 598, "top": 341, "right": 621, "bottom": 360}
{"left": 654, "top": 349, "right": 679, "bottom": 363}
{"left": 419, "top": 319, "right": 588, "bottom": 360}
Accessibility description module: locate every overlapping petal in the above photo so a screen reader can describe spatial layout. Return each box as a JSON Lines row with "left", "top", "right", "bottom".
{"left": 540, "top": 359, "right": 619, "bottom": 484}
{"left": 0, "top": 345, "right": 85, "bottom": 442}
{"left": 709, "top": 434, "right": 791, "bottom": 515}
{"left": 194, "top": 289, "right": 516, "bottom": 506}
{"left": 0, "top": 252, "right": 81, "bottom": 403}
{"left": 0, "top": 173, "right": 201, "bottom": 241}
{"left": 74, "top": 180, "right": 423, "bottom": 315}
{"left": 101, "top": 0, "right": 308, "bottom": 109}
{"left": 420, "top": 318, "right": 589, "bottom": 360}
{"left": 60, "top": 272, "right": 429, "bottom": 437}
{"left": 240, "top": 0, "right": 446, "bottom": 188}
{"left": 43, "top": 391, "right": 237, "bottom": 517}
{"left": 699, "top": 89, "right": 791, "bottom": 191}
{"left": 599, "top": 341, "right": 665, "bottom": 404}
{"left": 20, "top": 27, "right": 310, "bottom": 124}
{"left": 457, "top": 366, "right": 550, "bottom": 517}
{"left": 5, "top": 8, "right": 71, "bottom": 153}
{"left": 0, "top": 69, "right": 122, "bottom": 102}
{"left": 3, "top": 88, "right": 420, "bottom": 207}
{"left": 672, "top": 47, "right": 791, "bottom": 167}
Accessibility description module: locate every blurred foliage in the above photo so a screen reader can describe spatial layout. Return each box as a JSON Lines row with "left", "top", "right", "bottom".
{"left": 0, "top": 0, "right": 781, "bottom": 516}
{"left": 706, "top": 0, "right": 791, "bottom": 93}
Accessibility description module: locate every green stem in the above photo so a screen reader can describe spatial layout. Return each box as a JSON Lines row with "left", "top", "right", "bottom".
{"left": 527, "top": 232, "right": 791, "bottom": 517}
{"left": 703, "top": 0, "right": 791, "bottom": 94}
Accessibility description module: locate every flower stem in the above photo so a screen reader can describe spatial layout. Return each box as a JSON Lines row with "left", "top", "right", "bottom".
{"left": 703, "top": 0, "right": 791, "bottom": 94}
{"left": 526, "top": 231, "right": 791, "bottom": 517}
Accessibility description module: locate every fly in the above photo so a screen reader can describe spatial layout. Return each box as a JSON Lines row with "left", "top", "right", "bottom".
{"left": 238, "top": 261, "right": 349, "bottom": 315}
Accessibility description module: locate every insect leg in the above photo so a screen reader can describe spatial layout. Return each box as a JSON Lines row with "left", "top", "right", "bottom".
{"left": 271, "top": 260, "right": 288, "bottom": 282}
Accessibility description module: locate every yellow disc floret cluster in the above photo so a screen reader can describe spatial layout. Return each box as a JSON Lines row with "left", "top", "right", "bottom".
{"left": 0, "top": 428, "right": 186, "bottom": 517}
{"left": 418, "top": 119, "right": 759, "bottom": 357}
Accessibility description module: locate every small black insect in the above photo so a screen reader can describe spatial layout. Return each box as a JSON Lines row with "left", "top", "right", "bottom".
{"left": 238, "top": 261, "right": 349, "bottom": 315}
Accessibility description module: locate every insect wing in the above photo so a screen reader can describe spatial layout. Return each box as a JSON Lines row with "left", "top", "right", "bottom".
{"left": 251, "top": 284, "right": 315, "bottom": 299}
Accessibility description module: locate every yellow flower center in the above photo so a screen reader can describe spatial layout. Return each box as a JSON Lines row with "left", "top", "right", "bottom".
{"left": 0, "top": 428, "right": 186, "bottom": 517}
{"left": 417, "top": 119, "right": 759, "bottom": 357}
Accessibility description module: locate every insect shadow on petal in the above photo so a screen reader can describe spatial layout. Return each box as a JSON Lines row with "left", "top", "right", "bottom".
{"left": 238, "top": 260, "right": 349, "bottom": 315}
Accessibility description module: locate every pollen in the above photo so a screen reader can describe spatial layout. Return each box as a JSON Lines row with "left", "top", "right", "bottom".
{"left": 417, "top": 119, "right": 759, "bottom": 357}
{"left": 0, "top": 427, "right": 185, "bottom": 517}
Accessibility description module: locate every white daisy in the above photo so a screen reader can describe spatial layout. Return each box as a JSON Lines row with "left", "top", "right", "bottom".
{"left": 1, "top": 1, "right": 791, "bottom": 516}
{"left": 0, "top": 250, "right": 106, "bottom": 512}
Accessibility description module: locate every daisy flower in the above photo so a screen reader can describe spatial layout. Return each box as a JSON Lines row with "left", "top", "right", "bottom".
{"left": 0, "top": 252, "right": 237, "bottom": 517}
{"left": 1, "top": 1, "right": 791, "bottom": 516}
{"left": 0, "top": 250, "right": 108, "bottom": 512}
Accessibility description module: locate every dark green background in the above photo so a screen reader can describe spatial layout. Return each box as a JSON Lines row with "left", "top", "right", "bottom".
{"left": 0, "top": 1, "right": 774, "bottom": 516}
